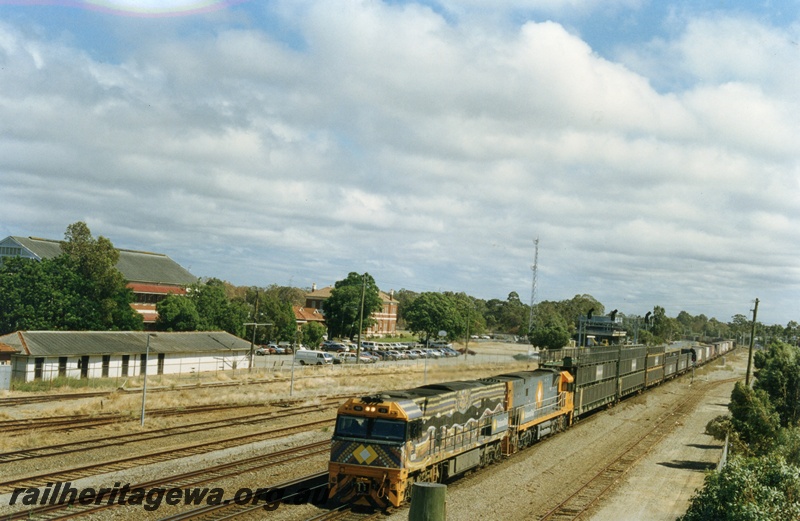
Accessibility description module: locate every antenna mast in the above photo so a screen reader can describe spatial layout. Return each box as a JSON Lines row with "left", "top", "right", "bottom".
{"left": 527, "top": 237, "right": 539, "bottom": 334}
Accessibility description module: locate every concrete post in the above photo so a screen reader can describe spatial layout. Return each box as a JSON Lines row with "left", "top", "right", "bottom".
{"left": 408, "top": 482, "right": 446, "bottom": 521}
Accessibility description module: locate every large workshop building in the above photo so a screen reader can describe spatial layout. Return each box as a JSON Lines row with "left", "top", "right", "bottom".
{"left": 0, "top": 235, "right": 197, "bottom": 326}
{"left": 0, "top": 331, "right": 254, "bottom": 382}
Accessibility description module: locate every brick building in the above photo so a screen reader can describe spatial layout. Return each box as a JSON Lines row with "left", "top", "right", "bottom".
{"left": 303, "top": 283, "right": 398, "bottom": 336}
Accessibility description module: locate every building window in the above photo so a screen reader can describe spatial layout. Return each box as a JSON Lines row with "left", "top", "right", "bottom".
{"left": 58, "top": 357, "right": 67, "bottom": 377}
{"left": 121, "top": 355, "right": 129, "bottom": 377}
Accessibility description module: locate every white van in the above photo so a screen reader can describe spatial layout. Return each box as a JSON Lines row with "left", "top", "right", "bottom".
{"left": 295, "top": 350, "right": 334, "bottom": 365}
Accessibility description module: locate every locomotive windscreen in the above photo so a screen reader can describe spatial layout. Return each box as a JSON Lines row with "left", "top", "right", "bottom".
{"left": 335, "top": 415, "right": 407, "bottom": 442}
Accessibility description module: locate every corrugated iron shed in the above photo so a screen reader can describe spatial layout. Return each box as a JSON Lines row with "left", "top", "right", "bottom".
{"left": 0, "top": 331, "right": 252, "bottom": 356}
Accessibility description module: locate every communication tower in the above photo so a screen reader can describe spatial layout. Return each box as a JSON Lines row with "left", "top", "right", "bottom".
{"left": 527, "top": 237, "right": 539, "bottom": 334}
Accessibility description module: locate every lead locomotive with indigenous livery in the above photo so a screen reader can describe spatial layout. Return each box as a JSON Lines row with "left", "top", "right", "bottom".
{"left": 328, "top": 368, "right": 574, "bottom": 507}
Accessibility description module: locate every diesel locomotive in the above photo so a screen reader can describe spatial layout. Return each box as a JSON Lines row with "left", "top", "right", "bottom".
{"left": 327, "top": 340, "right": 734, "bottom": 508}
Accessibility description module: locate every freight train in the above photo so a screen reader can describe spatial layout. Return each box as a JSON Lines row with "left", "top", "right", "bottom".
{"left": 327, "top": 340, "right": 734, "bottom": 508}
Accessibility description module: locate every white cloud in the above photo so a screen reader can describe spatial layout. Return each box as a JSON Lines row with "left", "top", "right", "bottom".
{"left": 0, "top": 3, "right": 799, "bottom": 324}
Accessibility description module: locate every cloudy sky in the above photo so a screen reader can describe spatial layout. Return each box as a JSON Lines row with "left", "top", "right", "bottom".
{"left": 1, "top": 1, "right": 798, "bottom": 326}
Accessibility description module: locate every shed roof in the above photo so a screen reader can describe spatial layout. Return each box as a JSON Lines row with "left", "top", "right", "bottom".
{"left": 0, "top": 342, "right": 19, "bottom": 353}
{"left": 7, "top": 236, "right": 197, "bottom": 286}
{"left": 0, "top": 331, "right": 252, "bottom": 357}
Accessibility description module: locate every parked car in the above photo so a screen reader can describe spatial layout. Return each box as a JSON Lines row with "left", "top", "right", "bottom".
{"left": 361, "top": 351, "right": 381, "bottom": 362}
{"left": 255, "top": 345, "right": 274, "bottom": 355}
{"left": 336, "top": 352, "right": 375, "bottom": 364}
{"left": 322, "top": 342, "right": 349, "bottom": 352}
{"left": 295, "top": 350, "right": 334, "bottom": 365}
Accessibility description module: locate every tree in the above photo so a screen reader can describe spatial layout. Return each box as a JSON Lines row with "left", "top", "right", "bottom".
{"left": 0, "top": 222, "right": 142, "bottom": 333}
{"left": 731, "top": 313, "right": 751, "bottom": 344}
{"left": 322, "top": 273, "right": 382, "bottom": 340}
{"left": 301, "top": 321, "right": 326, "bottom": 348}
{"left": 155, "top": 294, "right": 200, "bottom": 331}
{"left": 530, "top": 310, "right": 571, "bottom": 350}
{"left": 394, "top": 288, "right": 419, "bottom": 330}
{"left": 404, "top": 292, "right": 462, "bottom": 343}
{"left": 190, "top": 278, "right": 249, "bottom": 336}
{"left": 0, "top": 256, "right": 78, "bottom": 333}
{"left": 60, "top": 222, "right": 142, "bottom": 330}
{"left": 261, "top": 298, "right": 297, "bottom": 343}
{"left": 753, "top": 341, "right": 800, "bottom": 428}
{"left": 533, "top": 294, "right": 603, "bottom": 341}
{"left": 498, "top": 291, "right": 528, "bottom": 334}
{"left": 443, "top": 291, "right": 483, "bottom": 340}
{"left": 650, "top": 305, "right": 681, "bottom": 342}
{"left": 728, "top": 382, "right": 781, "bottom": 456}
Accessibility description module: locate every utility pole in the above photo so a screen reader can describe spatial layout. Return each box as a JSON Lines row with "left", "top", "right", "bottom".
{"left": 247, "top": 290, "right": 259, "bottom": 372}
{"left": 356, "top": 273, "right": 366, "bottom": 365}
{"left": 464, "top": 303, "right": 471, "bottom": 359}
{"left": 745, "top": 298, "right": 759, "bottom": 387}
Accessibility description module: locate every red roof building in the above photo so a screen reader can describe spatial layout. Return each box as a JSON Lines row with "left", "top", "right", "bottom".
{"left": 303, "top": 283, "right": 398, "bottom": 336}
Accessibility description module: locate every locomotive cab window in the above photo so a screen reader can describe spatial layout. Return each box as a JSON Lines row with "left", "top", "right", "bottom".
{"left": 334, "top": 415, "right": 407, "bottom": 442}
{"left": 371, "top": 419, "right": 406, "bottom": 442}
{"left": 336, "top": 415, "right": 368, "bottom": 438}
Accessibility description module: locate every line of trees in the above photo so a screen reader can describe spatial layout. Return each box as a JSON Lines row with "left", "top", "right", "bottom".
{"left": 679, "top": 340, "right": 800, "bottom": 520}
{"left": 2, "top": 225, "right": 798, "bottom": 350}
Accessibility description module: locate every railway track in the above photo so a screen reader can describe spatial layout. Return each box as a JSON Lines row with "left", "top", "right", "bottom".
{"left": 0, "top": 399, "right": 341, "bottom": 465}
{"left": 0, "top": 391, "right": 110, "bottom": 407}
{"left": 156, "top": 472, "right": 330, "bottom": 521}
{"left": 0, "top": 401, "right": 280, "bottom": 433}
{"left": 306, "top": 504, "right": 390, "bottom": 521}
{"left": 1, "top": 444, "right": 331, "bottom": 520}
{"left": 537, "top": 377, "right": 737, "bottom": 520}
{"left": 0, "top": 408, "right": 338, "bottom": 493}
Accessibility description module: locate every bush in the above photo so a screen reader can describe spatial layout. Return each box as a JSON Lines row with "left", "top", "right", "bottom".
{"left": 679, "top": 454, "right": 800, "bottom": 521}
